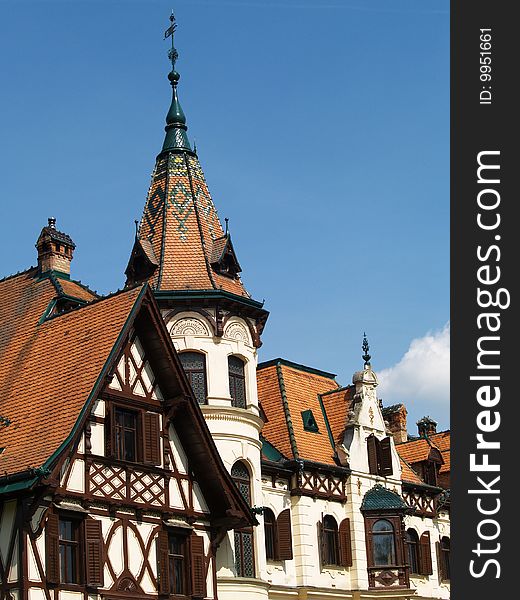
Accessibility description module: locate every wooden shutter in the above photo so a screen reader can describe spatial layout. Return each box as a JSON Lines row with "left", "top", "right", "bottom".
{"left": 85, "top": 518, "right": 104, "bottom": 587}
{"left": 190, "top": 534, "right": 206, "bottom": 599}
{"left": 338, "top": 518, "right": 353, "bottom": 567}
{"left": 104, "top": 404, "right": 113, "bottom": 458}
{"left": 317, "top": 521, "right": 326, "bottom": 565}
{"left": 276, "top": 509, "right": 293, "bottom": 560}
{"left": 436, "top": 541, "right": 445, "bottom": 582}
{"left": 156, "top": 531, "right": 170, "bottom": 594}
{"left": 45, "top": 513, "right": 60, "bottom": 584}
{"left": 379, "top": 437, "right": 393, "bottom": 476}
{"left": 143, "top": 412, "right": 161, "bottom": 465}
{"left": 367, "top": 435, "right": 379, "bottom": 475}
{"left": 419, "top": 531, "right": 433, "bottom": 575}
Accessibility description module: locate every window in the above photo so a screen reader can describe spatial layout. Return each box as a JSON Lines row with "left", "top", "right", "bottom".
{"left": 264, "top": 509, "right": 277, "bottom": 560}
{"left": 301, "top": 409, "right": 319, "bottom": 432}
{"left": 367, "top": 435, "right": 393, "bottom": 477}
{"left": 114, "top": 407, "right": 138, "bottom": 462}
{"left": 179, "top": 352, "right": 207, "bottom": 404}
{"left": 59, "top": 518, "right": 81, "bottom": 584}
{"left": 228, "top": 356, "right": 246, "bottom": 409}
{"left": 319, "top": 516, "right": 352, "bottom": 568}
{"left": 322, "top": 515, "right": 339, "bottom": 566}
{"left": 439, "top": 536, "right": 450, "bottom": 581}
{"left": 372, "top": 519, "right": 396, "bottom": 566}
{"left": 406, "top": 529, "right": 420, "bottom": 574}
{"left": 231, "top": 461, "right": 255, "bottom": 577}
{"left": 46, "top": 515, "right": 104, "bottom": 587}
{"left": 168, "top": 534, "right": 187, "bottom": 595}
{"left": 157, "top": 531, "right": 205, "bottom": 597}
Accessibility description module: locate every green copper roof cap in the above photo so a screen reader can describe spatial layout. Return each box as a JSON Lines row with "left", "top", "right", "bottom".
{"left": 161, "top": 13, "right": 192, "bottom": 154}
{"left": 361, "top": 484, "right": 408, "bottom": 512}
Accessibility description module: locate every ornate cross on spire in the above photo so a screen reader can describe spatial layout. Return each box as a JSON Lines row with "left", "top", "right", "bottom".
{"left": 164, "top": 11, "right": 178, "bottom": 72}
{"left": 362, "top": 332, "right": 371, "bottom": 367}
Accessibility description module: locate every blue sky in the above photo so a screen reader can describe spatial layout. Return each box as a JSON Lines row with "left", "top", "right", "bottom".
{"left": 0, "top": 0, "right": 449, "bottom": 429}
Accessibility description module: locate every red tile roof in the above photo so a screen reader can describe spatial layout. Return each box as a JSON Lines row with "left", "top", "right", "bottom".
{"left": 257, "top": 360, "right": 339, "bottom": 465}
{"left": 0, "top": 270, "right": 143, "bottom": 476}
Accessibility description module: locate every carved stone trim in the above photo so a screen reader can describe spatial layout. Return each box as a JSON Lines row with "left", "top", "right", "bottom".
{"left": 170, "top": 317, "right": 209, "bottom": 336}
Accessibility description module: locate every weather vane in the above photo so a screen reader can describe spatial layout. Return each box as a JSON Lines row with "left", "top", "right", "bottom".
{"left": 164, "top": 11, "right": 178, "bottom": 71}
{"left": 362, "top": 332, "right": 371, "bottom": 367}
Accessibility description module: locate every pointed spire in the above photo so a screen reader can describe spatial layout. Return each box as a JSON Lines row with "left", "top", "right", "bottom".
{"left": 162, "top": 12, "right": 192, "bottom": 154}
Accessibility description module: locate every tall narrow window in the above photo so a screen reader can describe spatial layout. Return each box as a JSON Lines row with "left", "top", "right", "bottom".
{"left": 114, "top": 407, "right": 138, "bottom": 462}
{"left": 231, "top": 461, "right": 255, "bottom": 577}
{"left": 59, "top": 518, "right": 81, "bottom": 584}
{"left": 179, "top": 352, "right": 207, "bottom": 404}
{"left": 228, "top": 356, "right": 246, "bottom": 408}
{"left": 322, "top": 515, "right": 340, "bottom": 566}
{"left": 372, "top": 519, "right": 396, "bottom": 566}
{"left": 406, "top": 529, "right": 419, "bottom": 574}
{"left": 263, "top": 509, "right": 277, "bottom": 560}
{"left": 168, "top": 535, "right": 186, "bottom": 595}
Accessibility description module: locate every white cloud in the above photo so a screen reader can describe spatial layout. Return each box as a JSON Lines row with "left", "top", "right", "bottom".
{"left": 377, "top": 324, "right": 450, "bottom": 429}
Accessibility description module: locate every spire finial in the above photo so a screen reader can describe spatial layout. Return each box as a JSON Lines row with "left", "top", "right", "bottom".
{"left": 225, "top": 217, "right": 229, "bottom": 236}
{"left": 161, "top": 11, "right": 192, "bottom": 153}
{"left": 362, "top": 332, "right": 371, "bottom": 367}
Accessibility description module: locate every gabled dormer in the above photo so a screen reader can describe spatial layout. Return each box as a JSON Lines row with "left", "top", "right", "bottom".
{"left": 210, "top": 234, "right": 242, "bottom": 279}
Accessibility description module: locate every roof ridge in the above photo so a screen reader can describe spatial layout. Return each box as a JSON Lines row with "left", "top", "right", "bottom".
{"left": 317, "top": 393, "right": 337, "bottom": 452}
{"left": 0, "top": 266, "right": 37, "bottom": 285}
{"left": 320, "top": 384, "right": 352, "bottom": 397}
{"left": 48, "top": 271, "right": 64, "bottom": 297}
{"left": 275, "top": 362, "right": 299, "bottom": 461}
{"left": 183, "top": 152, "right": 219, "bottom": 290}
{"left": 41, "top": 283, "right": 145, "bottom": 324}
{"left": 258, "top": 357, "right": 337, "bottom": 380}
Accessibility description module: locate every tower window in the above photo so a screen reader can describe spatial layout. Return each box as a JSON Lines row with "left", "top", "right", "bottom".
{"left": 263, "top": 509, "right": 277, "bottom": 560}
{"left": 179, "top": 352, "right": 207, "bottom": 405}
{"left": 322, "top": 515, "right": 339, "bottom": 566}
{"left": 228, "top": 355, "right": 246, "bottom": 409}
{"left": 231, "top": 461, "right": 255, "bottom": 577}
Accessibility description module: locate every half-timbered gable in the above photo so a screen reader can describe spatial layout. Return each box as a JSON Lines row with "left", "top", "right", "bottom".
{"left": 0, "top": 264, "right": 253, "bottom": 600}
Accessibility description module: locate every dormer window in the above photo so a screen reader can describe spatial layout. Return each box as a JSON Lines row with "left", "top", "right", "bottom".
{"left": 367, "top": 434, "right": 393, "bottom": 477}
{"left": 301, "top": 409, "right": 319, "bottom": 432}
{"left": 210, "top": 236, "right": 242, "bottom": 279}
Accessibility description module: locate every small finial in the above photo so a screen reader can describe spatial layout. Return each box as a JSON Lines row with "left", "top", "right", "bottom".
{"left": 225, "top": 218, "right": 229, "bottom": 236}
{"left": 193, "top": 139, "right": 197, "bottom": 154}
{"left": 48, "top": 217, "right": 56, "bottom": 229}
{"left": 362, "top": 332, "right": 371, "bottom": 367}
{"left": 134, "top": 220, "right": 139, "bottom": 238}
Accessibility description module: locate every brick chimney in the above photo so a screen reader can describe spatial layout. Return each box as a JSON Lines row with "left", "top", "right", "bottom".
{"left": 382, "top": 404, "right": 408, "bottom": 444}
{"left": 36, "top": 218, "right": 76, "bottom": 276}
{"left": 417, "top": 416, "right": 437, "bottom": 438}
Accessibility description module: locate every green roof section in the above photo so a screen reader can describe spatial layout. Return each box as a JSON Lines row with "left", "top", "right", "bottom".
{"left": 161, "top": 70, "right": 192, "bottom": 154}
{"left": 361, "top": 484, "right": 408, "bottom": 511}
{"left": 261, "top": 437, "right": 286, "bottom": 462}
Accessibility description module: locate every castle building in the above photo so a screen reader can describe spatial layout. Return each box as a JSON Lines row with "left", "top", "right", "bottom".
{"left": 0, "top": 17, "right": 450, "bottom": 600}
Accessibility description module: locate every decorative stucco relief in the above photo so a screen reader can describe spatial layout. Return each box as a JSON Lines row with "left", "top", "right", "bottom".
{"left": 223, "top": 321, "right": 250, "bottom": 344}
{"left": 171, "top": 317, "right": 209, "bottom": 336}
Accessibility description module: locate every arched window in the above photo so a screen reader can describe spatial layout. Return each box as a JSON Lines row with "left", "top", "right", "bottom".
{"left": 322, "top": 515, "right": 339, "bottom": 566}
{"left": 406, "top": 529, "right": 419, "bottom": 574}
{"left": 439, "top": 536, "right": 450, "bottom": 581}
{"left": 178, "top": 352, "right": 207, "bottom": 404}
{"left": 231, "top": 461, "right": 254, "bottom": 577}
{"left": 228, "top": 356, "right": 246, "bottom": 409}
{"left": 372, "top": 519, "right": 396, "bottom": 566}
{"left": 263, "top": 509, "right": 277, "bottom": 560}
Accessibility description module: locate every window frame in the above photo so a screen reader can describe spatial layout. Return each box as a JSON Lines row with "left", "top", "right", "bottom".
{"left": 113, "top": 405, "right": 140, "bottom": 463}
{"left": 322, "top": 515, "right": 340, "bottom": 567}
{"left": 178, "top": 351, "right": 208, "bottom": 405}
{"left": 228, "top": 355, "right": 247, "bottom": 409}
{"left": 167, "top": 532, "right": 188, "bottom": 596}
{"left": 440, "top": 536, "right": 451, "bottom": 581}
{"left": 231, "top": 461, "right": 255, "bottom": 578}
{"left": 58, "top": 516, "right": 83, "bottom": 585}
{"left": 371, "top": 519, "right": 397, "bottom": 567}
{"left": 263, "top": 509, "right": 277, "bottom": 561}
{"left": 406, "top": 528, "right": 420, "bottom": 575}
